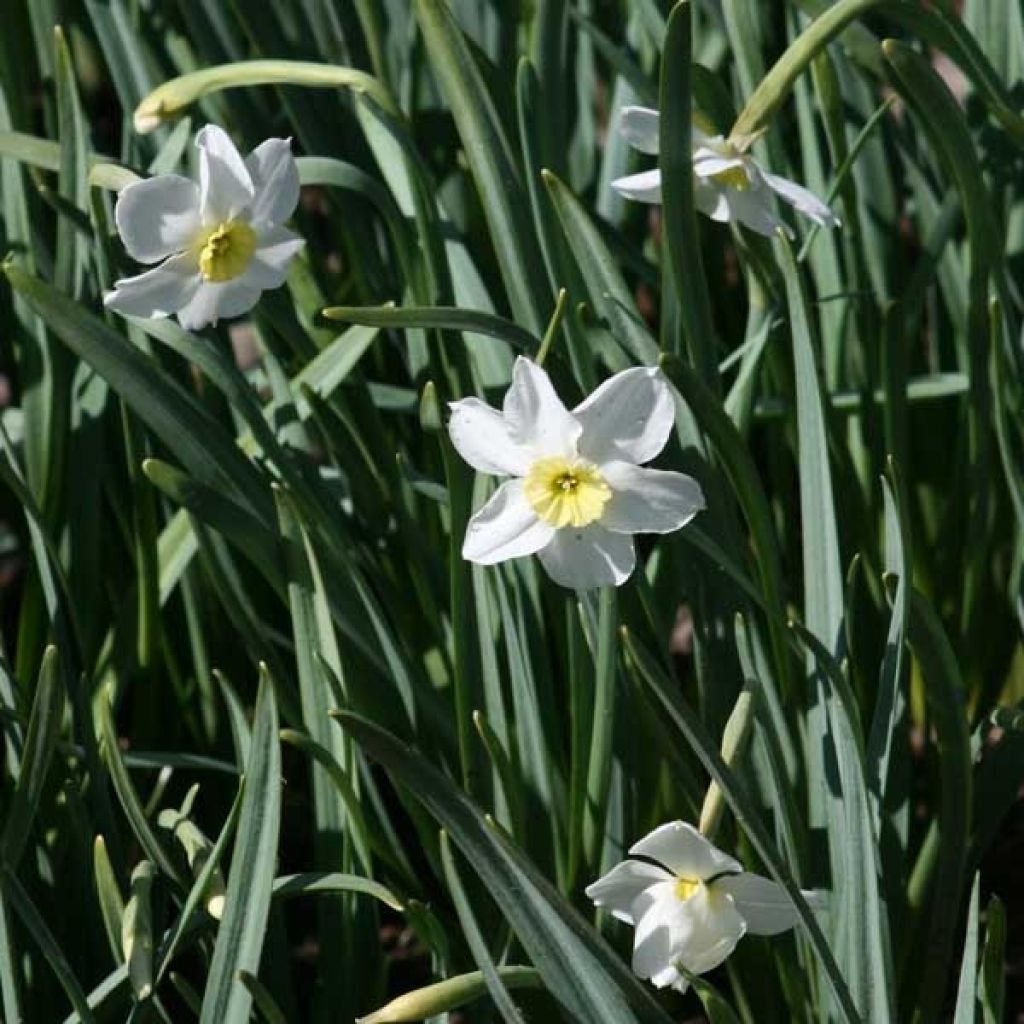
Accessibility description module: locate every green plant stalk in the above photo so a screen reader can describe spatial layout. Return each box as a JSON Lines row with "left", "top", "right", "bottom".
{"left": 133, "top": 60, "right": 398, "bottom": 132}
{"left": 357, "top": 967, "right": 541, "bottom": 1024}
{"left": 731, "top": 0, "right": 886, "bottom": 137}
{"left": 698, "top": 683, "right": 755, "bottom": 840}
{"left": 582, "top": 588, "right": 617, "bottom": 871}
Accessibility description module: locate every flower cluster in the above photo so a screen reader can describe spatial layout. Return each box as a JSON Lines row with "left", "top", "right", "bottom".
{"left": 107, "top": 115, "right": 831, "bottom": 996}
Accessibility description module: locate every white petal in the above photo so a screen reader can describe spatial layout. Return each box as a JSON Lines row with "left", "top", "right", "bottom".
{"left": 245, "top": 138, "right": 300, "bottom": 226}
{"left": 501, "top": 357, "right": 581, "bottom": 459}
{"left": 537, "top": 525, "right": 635, "bottom": 590}
{"left": 692, "top": 130, "right": 727, "bottom": 149}
{"left": 649, "top": 964, "right": 688, "bottom": 993}
{"left": 601, "top": 463, "right": 705, "bottom": 535}
{"left": 114, "top": 175, "right": 201, "bottom": 263}
{"left": 462, "top": 479, "right": 555, "bottom": 565}
{"left": 573, "top": 366, "right": 675, "bottom": 465}
{"left": 585, "top": 860, "right": 672, "bottom": 925}
{"left": 242, "top": 224, "right": 304, "bottom": 289}
{"left": 716, "top": 873, "right": 811, "bottom": 935}
{"left": 631, "top": 881, "right": 745, "bottom": 982}
{"left": 611, "top": 169, "right": 662, "bottom": 204}
{"left": 629, "top": 821, "right": 741, "bottom": 880}
{"left": 695, "top": 180, "right": 729, "bottom": 220}
{"left": 692, "top": 152, "right": 750, "bottom": 182}
{"left": 762, "top": 172, "right": 839, "bottom": 229}
{"left": 629, "top": 882, "right": 683, "bottom": 982}
{"left": 196, "top": 125, "right": 255, "bottom": 223}
{"left": 722, "top": 186, "right": 790, "bottom": 238}
{"left": 104, "top": 253, "right": 201, "bottom": 319}
{"left": 448, "top": 398, "right": 533, "bottom": 477}
{"left": 619, "top": 106, "right": 660, "bottom": 154}
{"left": 175, "top": 279, "right": 262, "bottom": 331}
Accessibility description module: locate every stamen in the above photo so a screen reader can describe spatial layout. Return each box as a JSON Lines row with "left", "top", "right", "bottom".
{"left": 674, "top": 877, "right": 700, "bottom": 901}
{"left": 196, "top": 220, "right": 257, "bottom": 282}
{"left": 524, "top": 457, "right": 611, "bottom": 529}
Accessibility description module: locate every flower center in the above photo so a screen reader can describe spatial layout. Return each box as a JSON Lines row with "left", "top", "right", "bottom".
{"left": 710, "top": 163, "right": 751, "bottom": 191}
{"left": 523, "top": 457, "right": 611, "bottom": 529}
{"left": 674, "top": 877, "right": 700, "bottom": 902}
{"left": 196, "top": 220, "right": 257, "bottom": 282}
{"left": 702, "top": 138, "right": 752, "bottom": 192}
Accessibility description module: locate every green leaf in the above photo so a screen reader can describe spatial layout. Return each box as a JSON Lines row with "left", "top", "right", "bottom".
{"left": 542, "top": 170, "right": 659, "bottom": 365}
{"left": 271, "top": 872, "right": 403, "bottom": 912}
{"left": 53, "top": 26, "right": 88, "bottom": 299}
{"left": 658, "top": 1, "right": 716, "bottom": 378}
{"left": 774, "top": 237, "right": 894, "bottom": 1024}
{"left": 199, "top": 667, "right": 281, "bottom": 1024}
{"left": 979, "top": 896, "right": 1005, "bottom": 1024}
{"left": 157, "top": 780, "right": 244, "bottom": 984}
{"left": 952, "top": 875, "right": 980, "bottom": 1024}
{"left": 731, "top": 0, "right": 886, "bottom": 136}
{"left": 97, "top": 692, "right": 185, "bottom": 888}
{"left": 321, "top": 304, "right": 540, "bottom": 355}
{"left": 92, "top": 836, "right": 125, "bottom": 966}
{"left": 1, "top": 263, "right": 273, "bottom": 528}
{"left": 1, "top": 866, "right": 95, "bottom": 1022}
{"left": 1, "top": 646, "right": 63, "bottom": 866}
{"left": 413, "top": 0, "right": 549, "bottom": 336}
{"left": 686, "top": 973, "right": 744, "bottom": 1024}
{"left": 238, "top": 971, "right": 287, "bottom": 1024}
{"left": 440, "top": 831, "right": 528, "bottom": 1024}
{"left": 143, "top": 459, "right": 283, "bottom": 593}
{"left": 904, "top": 592, "right": 973, "bottom": 1023}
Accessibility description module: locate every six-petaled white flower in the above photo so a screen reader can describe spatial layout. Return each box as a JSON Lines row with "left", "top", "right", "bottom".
{"left": 587, "top": 821, "right": 818, "bottom": 994}
{"left": 105, "top": 125, "right": 304, "bottom": 330}
{"left": 447, "top": 357, "right": 704, "bottom": 590}
{"left": 612, "top": 106, "right": 839, "bottom": 238}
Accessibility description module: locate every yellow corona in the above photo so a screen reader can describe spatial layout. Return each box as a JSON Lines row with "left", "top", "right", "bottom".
{"left": 523, "top": 457, "right": 611, "bottom": 529}
{"left": 674, "top": 877, "right": 700, "bottom": 902}
{"left": 196, "top": 221, "right": 257, "bottom": 282}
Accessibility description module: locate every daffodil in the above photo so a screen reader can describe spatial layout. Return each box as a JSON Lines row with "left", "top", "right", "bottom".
{"left": 105, "top": 125, "right": 303, "bottom": 330}
{"left": 586, "top": 821, "right": 818, "bottom": 994}
{"left": 448, "top": 358, "right": 704, "bottom": 590}
{"left": 611, "top": 105, "right": 838, "bottom": 238}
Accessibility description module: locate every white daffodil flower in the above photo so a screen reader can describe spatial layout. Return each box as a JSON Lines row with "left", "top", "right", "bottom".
{"left": 447, "top": 357, "right": 704, "bottom": 590}
{"left": 105, "top": 125, "right": 303, "bottom": 330}
{"left": 611, "top": 105, "right": 839, "bottom": 238}
{"left": 587, "top": 821, "right": 819, "bottom": 994}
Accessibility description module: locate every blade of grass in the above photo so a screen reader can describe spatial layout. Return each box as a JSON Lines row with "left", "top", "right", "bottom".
{"left": 199, "top": 667, "right": 281, "bottom": 1024}
{"left": 1, "top": 867, "right": 95, "bottom": 1023}
{"left": 659, "top": 1, "right": 716, "bottom": 379}
{"left": 440, "top": 831, "right": 528, "bottom": 1024}
{"left": 731, "top": 0, "right": 885, "bottom": 136}
{"left": 1, "top": 646, "right": 63, "bottom": 866}
{"left": 413, "top": 0, "right": 549, "bottom": 336}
